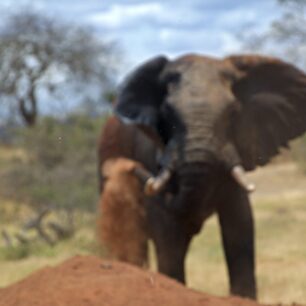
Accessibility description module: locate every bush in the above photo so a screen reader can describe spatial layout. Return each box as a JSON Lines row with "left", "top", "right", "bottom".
{"left": 0, "top": 244, "right": 30, "bottom": 260}
{"left": 0, "top": 114, "right": 107, "bottom": 213}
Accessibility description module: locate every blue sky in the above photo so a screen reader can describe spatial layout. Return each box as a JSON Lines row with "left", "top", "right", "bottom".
{"left": 0, "top": 0, "right": 282, "bottom": 76}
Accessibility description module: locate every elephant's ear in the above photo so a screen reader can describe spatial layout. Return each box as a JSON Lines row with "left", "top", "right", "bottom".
{"left": 229, "top": 55, "right": 306, "bottom": 171}
{"left": 115, "top": 56, "right": 169, "bottom": 135}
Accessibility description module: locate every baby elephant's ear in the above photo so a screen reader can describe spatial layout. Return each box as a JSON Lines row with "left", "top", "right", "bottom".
{"left": 229, "top": 55, "right": 306, "bottom": 171}
{"left": 101, "top": 158, "right": 116, "bottom": 178}
{"left": 115, "top": 56, "right": 169, "bottom": 135}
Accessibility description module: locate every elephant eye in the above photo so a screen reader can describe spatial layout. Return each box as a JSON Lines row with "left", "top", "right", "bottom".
{"left": 168, "top": 83, "right": 177, "bottom": 94}
{"left": 160, "top": 72, "right": 181, "bottom": 87}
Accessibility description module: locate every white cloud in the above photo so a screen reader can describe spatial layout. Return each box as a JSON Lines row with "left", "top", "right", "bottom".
{"left": 90, "top": 3, "right": 164, "bottom": 28}
{"left": 156, "top": 27, "right": 240, "bottom": 56}
{"left": 88, "top": 2, "right": 208, "bottom": 30}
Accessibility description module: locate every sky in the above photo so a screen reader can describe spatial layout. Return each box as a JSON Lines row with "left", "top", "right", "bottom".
{"left": 0, "top": 0, "right": 282, "bottom": 76}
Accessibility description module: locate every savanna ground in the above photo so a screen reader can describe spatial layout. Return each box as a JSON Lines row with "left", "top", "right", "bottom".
{"left": 0, "top": 145, "right": 306, "bottom": 305}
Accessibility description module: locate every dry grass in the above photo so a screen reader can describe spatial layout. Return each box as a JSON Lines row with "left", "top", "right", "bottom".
{"left": 0, "top": 146, "right": 27, "bottom": 163}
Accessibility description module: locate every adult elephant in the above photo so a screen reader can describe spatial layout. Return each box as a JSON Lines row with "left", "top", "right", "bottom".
{"left": 99, "top": 54, "right": 306, "bottom": 299}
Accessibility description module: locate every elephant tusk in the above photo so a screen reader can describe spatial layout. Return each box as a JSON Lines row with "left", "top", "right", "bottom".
{"left": 144, "top": 168, "right": 172, "bottom": 196}
{"left": 231, "top": 165, "right": 256, "bottom": 193}
{"left": 133, "top": 167, "right": 153, "bottom": 184}
{"left": 133, "top": 167, "right": 172, "bottom": 196}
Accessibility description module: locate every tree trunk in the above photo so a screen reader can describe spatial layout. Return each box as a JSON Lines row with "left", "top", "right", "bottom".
{"left": 18, "top": 87, "right": 37, "bottom": 127}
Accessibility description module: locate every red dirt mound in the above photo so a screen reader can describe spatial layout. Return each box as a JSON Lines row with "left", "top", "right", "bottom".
{"left": 0, "top": 255, "right": 299, "bottom": 306}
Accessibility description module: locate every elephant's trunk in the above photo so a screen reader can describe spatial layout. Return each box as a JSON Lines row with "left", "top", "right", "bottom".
{"left": 181, "top": 105, "right": 217, "bottom": 164}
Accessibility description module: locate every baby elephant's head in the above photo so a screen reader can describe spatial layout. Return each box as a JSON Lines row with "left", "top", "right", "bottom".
{"left": 101, "top": 158, "right": 146, "bottom": 183}
{"left": 102, "top": 157, "right": 169, "bottom": 196}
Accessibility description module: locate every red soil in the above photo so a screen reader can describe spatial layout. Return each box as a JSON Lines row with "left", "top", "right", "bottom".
{"left": 0, "top": 255, "right": 301, "bottom": 306}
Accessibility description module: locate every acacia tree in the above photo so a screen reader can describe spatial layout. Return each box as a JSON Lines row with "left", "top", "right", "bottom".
{"left": 0, "top": 11, "right": 118, "bottom": 126}
{"left": 242, "top": 0, "right": 306, "bottom": 68}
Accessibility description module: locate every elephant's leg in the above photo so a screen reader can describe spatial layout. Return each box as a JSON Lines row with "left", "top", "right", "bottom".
{"left": 217, "top": 180, "right": 257, "bottom": 299}
{"left": 154, "top": 219, "right": 191, "bottom": 283}
{"left": 147, "top": 201, "right": 192, "bottom": 283}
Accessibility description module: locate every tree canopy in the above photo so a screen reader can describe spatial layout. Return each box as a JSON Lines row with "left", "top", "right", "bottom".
{"left": 242, "top": 0, "right": 306, "bottom": 68}
{"left": 0, "top": 11, "right": 119, "bottom": 126}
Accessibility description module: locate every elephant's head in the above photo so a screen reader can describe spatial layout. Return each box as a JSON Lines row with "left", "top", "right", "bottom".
{"left": 115, "top": 54, "right": 306, "bottom": 193}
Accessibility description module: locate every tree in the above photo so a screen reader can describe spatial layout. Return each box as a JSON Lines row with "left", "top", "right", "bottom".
{"left": 242, "top": 0, "right": 306, "bottom": 68}
{"left": 0, "top": 11, "right": 118, "bottom": 126}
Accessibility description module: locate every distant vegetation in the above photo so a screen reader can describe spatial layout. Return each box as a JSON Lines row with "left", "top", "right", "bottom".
{"left": 0, "top": 7, "right": 118, "bottom": 259}
{"left": 0, "top": 114, "right": 107, "bottom": 212}
{"left": 291, "top": 135, "right": 306, "bottom": 173}
{"left": 0, "top": 7, "right": 118, "bottom": 250}
{"left": 0, "top": 10, "right": 119, "bottom": 126}
{"left": 0, "top": 114, "right": 108, "bottom": 259}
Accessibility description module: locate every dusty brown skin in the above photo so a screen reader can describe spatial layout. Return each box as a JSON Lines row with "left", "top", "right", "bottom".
{"left": 102, "top": 54, "right": 306, "bottom": 299}
{"left": 98, "top": 158, "right": 148, "bottom": 266}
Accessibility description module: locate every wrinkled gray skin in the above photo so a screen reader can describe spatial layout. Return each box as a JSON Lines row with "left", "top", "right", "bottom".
{"left": 102, "top": 54, "right": 306, "bottom": 299}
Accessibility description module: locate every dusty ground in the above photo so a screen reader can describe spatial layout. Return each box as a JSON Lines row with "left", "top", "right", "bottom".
{"left": 248, "top": 161, "right": 306, "bottom": 201}
{"left": 0, "top": 255, "right": 293, "bottom": 306}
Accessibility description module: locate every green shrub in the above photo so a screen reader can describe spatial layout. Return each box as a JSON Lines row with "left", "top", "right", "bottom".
{"left": 0, "top": 114, "right": 107, "bottom": 212}
{"left": 0, "top": 245, "right": 30, "bottom": 260}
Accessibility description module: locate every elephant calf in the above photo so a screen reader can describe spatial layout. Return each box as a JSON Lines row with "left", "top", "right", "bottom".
{"left": 97, "top": 157, "right": 148, "bottom": 266}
